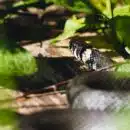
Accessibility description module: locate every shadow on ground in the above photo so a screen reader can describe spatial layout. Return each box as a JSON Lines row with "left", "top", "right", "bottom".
{"left": 3, "top": 4, "right": 73, "bottom": 45}
{"left": 16, "top": 55, "right": 87, "bottom": 93}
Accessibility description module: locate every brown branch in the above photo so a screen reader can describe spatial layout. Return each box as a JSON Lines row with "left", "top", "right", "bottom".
{"left": 15, "top": 64, "right": 115, "bottom": 101}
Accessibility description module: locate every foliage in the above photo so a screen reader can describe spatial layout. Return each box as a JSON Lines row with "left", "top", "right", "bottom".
{"left": 3, "top": 0, "right": 130, "bottom": 54}
{"left": 113, "top": 16, "right": 130, "bottom": 48}
{"left": 45, "top": 0, "right": 130, "bottom": 58}
{"left": 44, "top": 0, "right": 117, "bottom": 16}
{"left": 45, "top": 0, "right": 96, "bottom": 13}
{"left": 0, "top": 39, "right": 37, "bottom": 128}
{"left": 113, "top": 5, "right": 130, "bottom": 16}
{"left": 0, "top": 39, "right": 37, "bottom": 89}
{"left": 0, "top": 109, "right": 17, "bottom": 130}
{"left": 0, "top": 0, "right": 130, "bottom": 128}
{"left": 114, "top": 109, "right": 130, "bottom": 130}
{"left": 115, "top": 60, "right": 130, "bottom": 72}
{"left": 51, "top": 15, "right": 85, "bottom": 43}
{"left": 0, "top": 109, "right": 16, "bottom": 126}
{"left": 13, "top": 0, "right": 38, "bottom": 7}
{"left": 0, "top": 40, "right": 37, "bottom": 76}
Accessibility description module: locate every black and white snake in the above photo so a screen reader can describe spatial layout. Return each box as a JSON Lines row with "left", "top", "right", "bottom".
{"left": 69, "top": 39, "right": 113, "bottom": 71}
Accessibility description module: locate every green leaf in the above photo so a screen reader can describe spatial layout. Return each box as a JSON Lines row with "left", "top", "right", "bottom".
{"left": 85, "top": 0, "right": 106, "bottom": 13}
{"left": 64, "top": 15, "right": 85, "bottom": 32}
{"left": 0, "top": 39, "right": 37, "bottom": 89}
{"left": 114, "top": 61, "right": 130, "bottom": 78}
{"left": 0, "top": 76, "right": 16, "bottom": 89}
{"left": 13, "top": 0, "right": 38, "bottom": 7}
{"left": 124, "top": 46, "right": 130, "bottom": 54}
{"left": 124, "top": 0, "right": 130, "bottom": 4}
{"left": 0, "top": 109, "right": 16, "bottom": 126}
{"left": 45, "top": 0, "right": 95, "bottom": 13}
{"left": 0, "top": 40, "right": 37, "bottom": 76}
{"left": 85, "top": 14, "right": 109, "bottom": 30}
{"left": 115, "top": 61, "right": 130, "bottom": 73}
{"left": 113, "top": 16, "right": 130, "bottom": 48}
{"left": 51, "top": 15, "right": 85, "bottom": 43}
{"left": 114, "top": 5, "right": 130, "bottom": 17}
{"left": 114, "top": 110, "right": 130, "bottom": 130}
{"left": 66, "top": 0, "right": 94, "bottom": 13}
{"left": 89, "top": 0, "right": 116, "bottom": 18}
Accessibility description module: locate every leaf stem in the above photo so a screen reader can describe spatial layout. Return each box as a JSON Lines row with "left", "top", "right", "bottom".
{"left": 106, "top": 0, "right": 113, "bottom": 18}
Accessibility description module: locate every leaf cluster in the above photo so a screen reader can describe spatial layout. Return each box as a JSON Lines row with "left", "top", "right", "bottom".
{"left": 0, "top": 39, "right": 37, "bottom": 89}
{"left": 43, "top": 0, "right": 130, "bottom": 74}
{"left": 45, "top": 0, "right": 130, "bottom": 54}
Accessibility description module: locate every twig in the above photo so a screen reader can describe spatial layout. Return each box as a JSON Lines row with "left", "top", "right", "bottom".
{"left": 15, "top": 65, "right": 115, "bottom": 100}
{"left": 15, "top": 90, "right": 67, "bottom": 101}
{"left": 96, "top": 64, "right": 115, "bottom": 71}
{"left": 15, "top": 79, "right": 70, "bottom": 100}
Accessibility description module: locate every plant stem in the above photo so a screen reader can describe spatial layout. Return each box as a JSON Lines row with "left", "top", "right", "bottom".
{"left": 106, "top": 0, "right": 113, "bottom": 18}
